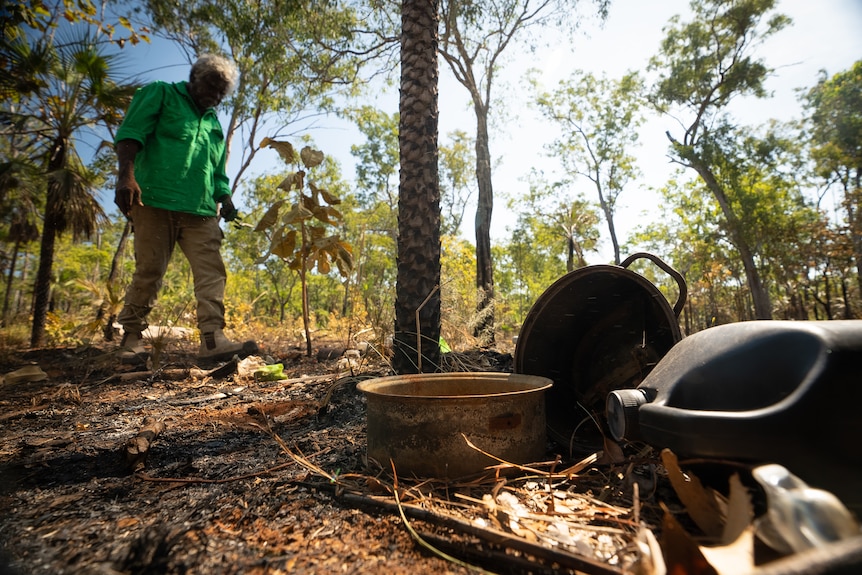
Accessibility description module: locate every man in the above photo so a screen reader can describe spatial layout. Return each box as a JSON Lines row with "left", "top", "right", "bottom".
{"left": 114, "top": 54, "right": 257, "bottom": 363}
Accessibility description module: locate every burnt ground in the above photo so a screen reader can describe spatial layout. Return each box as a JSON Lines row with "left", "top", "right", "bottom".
{"left": 0, "top": 339, "right": 854, "bottom": 575}
{"left": 0, "top": 338, "right": 651, "bottom": 575}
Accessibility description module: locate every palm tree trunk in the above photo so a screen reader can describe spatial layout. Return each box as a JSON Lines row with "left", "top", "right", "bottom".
{"left": 30, "top": 217, "right": 57, "bottom": 347}
{"left": 31, "top": 141, "right": 66, "bottom": 347}
{"left": 393, "top": 0, "right": 441, "bottom": 374}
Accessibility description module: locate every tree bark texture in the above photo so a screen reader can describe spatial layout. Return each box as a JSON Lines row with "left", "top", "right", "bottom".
{"left": 473, "top": 102, "right": 495, "bottom": 344}
{"left": 392, "top": 0, "right": 442, "bottom": 374}
{"left": 30, "top": 139, "right": 67, "bottom": 347}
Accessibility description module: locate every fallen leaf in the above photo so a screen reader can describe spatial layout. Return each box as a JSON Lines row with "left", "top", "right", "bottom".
{"left": 661, "top": 449, "right": 725, "bottom": 539}
{"left": 660, "top": 503, "right": 718, "bottom": 575}
{"left": 699, "top": 474, "right": 755, "bottom": 574}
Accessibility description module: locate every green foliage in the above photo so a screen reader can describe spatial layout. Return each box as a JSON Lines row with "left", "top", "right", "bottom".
{"left": 647, "top": 0, "right": 793, "bottom": 320}
{"left": 0, "top": 22, "right": 140, "bottom": 345}
{"left": 440, "top": 235, "right": 478, "bottom": 348}
{"left": 496, "top": 172, "right": 600, "bottom": 330}
{"left": 805, "top": 60, "right": 862, "bottom": 176}
{"left": 533, "top": 69, "right": 644, "bottom": 264}
{"left": 439, "top": 130, "right": 476, "bottom": 237}
{"left": 346, "top": 106, "right": 400, "bottom": 207}
{"left": 438, "top": 0, "right": 610, "bottom": 339}
{"left": 649, "top": 0, "right": 790, "bottom": 143}
{"left": 1, "top": 1, "right": 150, "bottom": 48}
{"left": 630, "top": 141, "right": 845, "bottom": 330}
{"left": 4, "top": 3, "right": 861, "bottom": 349}
{"left": 804, "top": 60, "right": 862, "bottom": 305}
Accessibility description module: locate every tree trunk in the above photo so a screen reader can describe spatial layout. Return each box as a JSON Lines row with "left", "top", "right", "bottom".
{"left": 31, "top": 140, "right": 66, "bottom": 348}
{"left": 846, "top": 181, "right": 862, "bottom": 300}
{"left": 473, "top": 103, "right": 495, "bottom": 345}
{"left": 1, "top": 240, "right": 21, "bottom": 328}
{"left": 685, "top": 151, "right": 773, "bottom": 319}
{"left": 392, "top": 0, "right": 441, "bottom": 374}
{"left": 596, "top": 182, "right": 621, "bottom": 265}
{"left": 30, "top": 216, "right": 57, "bottom": 348}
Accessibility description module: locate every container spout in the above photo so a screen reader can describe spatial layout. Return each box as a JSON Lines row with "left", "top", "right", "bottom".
{"left": 607, "top": 388, "right": 651, "bottom": 441}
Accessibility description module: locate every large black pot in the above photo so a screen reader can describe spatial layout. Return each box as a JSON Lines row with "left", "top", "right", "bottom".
{"left": 514, "top": 252, "right": 686, "bottom": 451}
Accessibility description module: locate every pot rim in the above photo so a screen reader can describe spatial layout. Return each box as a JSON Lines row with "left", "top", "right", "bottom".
{"left": 357, "top": 372, "right": 553, "bottom": 400}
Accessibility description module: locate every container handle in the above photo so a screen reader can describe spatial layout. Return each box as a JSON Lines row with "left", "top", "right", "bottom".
{"left": 620, "top": 252, "right": 688, "bottom": 318}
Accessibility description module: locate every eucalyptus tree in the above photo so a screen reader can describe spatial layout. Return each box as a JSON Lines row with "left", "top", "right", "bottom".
{"left": 634, "top": 126, "right": 829, "bottom": 326}
{"left": 534, "top": 70, "right": 644, "bottom": 265}
{"left": 344, "top": 106, "right": 401, "bottom": 337}
{"left": 648, "top": 0, "right": 791, "bottom": 319}
{"left": 438, "top": 0, "right": 610, "bottom": 341}
{"left": 393, "top": 0, "right": 442, "bottom": 373}
{"left": 347, "top": 106, "right": 401, "bottom": 232}
{"left": 1, "top": 33, "right": 138, "bottom": 346}
{"left": 631, "top": 177, "right": 727, "bottom": 331}
{"left": 439, "top": 129, "right": 476, "bottom": 237}
{"left": 501, "top": 172, "right": 600, "bottom": 312}
{"left": 805, "top": 61, "right": 862, "bottom": 299}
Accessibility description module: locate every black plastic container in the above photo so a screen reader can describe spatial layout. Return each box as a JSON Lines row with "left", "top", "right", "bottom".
{"left": 607, "top": 320, "right": 862, "bottom": 514}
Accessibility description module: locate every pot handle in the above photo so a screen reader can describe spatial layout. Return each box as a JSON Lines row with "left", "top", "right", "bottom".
{"left": 620, "top": 252, "right": 688, "bottom": 318}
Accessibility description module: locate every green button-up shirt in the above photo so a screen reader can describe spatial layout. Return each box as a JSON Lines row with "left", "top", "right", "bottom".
{"left": 115, "top": 81, "right": 231, "bottom": 216}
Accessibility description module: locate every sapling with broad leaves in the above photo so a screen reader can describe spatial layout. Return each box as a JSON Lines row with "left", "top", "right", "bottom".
{"left": 253, "top": 138, "right": 354, "bottom": 356}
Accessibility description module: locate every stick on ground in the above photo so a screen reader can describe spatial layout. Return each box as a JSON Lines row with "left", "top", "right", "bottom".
{"left": 125, "top": 416, "right": 166, "bottom": 472}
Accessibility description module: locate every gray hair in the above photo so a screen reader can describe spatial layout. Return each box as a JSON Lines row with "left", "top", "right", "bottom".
{"left": 190, "top": 54, "right": 239, "bottom": 93}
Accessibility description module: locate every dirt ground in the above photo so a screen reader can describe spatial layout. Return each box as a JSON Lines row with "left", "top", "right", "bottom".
{"left": 0, "top": 336, "right": 651, "bottom": 575}
{"left": 1, "top": 337, "right": 854, "bottom": 575}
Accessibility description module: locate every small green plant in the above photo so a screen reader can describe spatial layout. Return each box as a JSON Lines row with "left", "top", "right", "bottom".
{"left": 253, "top": 139, "right": 354, "bottom": 356}
{"left": 71, "top": 278, "right": 125, "bottom": 342}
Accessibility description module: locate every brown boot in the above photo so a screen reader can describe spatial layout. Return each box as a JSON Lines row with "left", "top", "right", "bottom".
{"left": 117, "top": 331, "right": 149, "bottom": 365}
{"left": 198, "top": 329, "right": 259, "bottom": 362}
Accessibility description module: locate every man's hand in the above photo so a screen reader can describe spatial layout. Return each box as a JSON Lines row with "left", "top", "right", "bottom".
{"left": 218, "top": 195, "right": 239, "bottom": 222}
{"left": 115, "top": 139, "right": 142, "bottom": 218}
{"left": 115, "top": 180, "right": 142, "bottom": 218}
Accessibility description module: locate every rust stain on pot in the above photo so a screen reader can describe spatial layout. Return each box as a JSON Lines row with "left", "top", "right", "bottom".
{"left": 488, "top": 413, "right": 521, "bottom": 431}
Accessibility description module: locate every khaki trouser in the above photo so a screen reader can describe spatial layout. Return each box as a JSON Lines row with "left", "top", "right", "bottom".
{"left": 118, "top": 204, "right": 227, "bottom": 335}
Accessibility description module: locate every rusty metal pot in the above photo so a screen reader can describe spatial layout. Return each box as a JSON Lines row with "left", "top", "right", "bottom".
{"left": 514, "top": 252, "right": 686, "bottom": 449}
{"left": 357, "top": 372, "right": 553, "bottom": 478}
